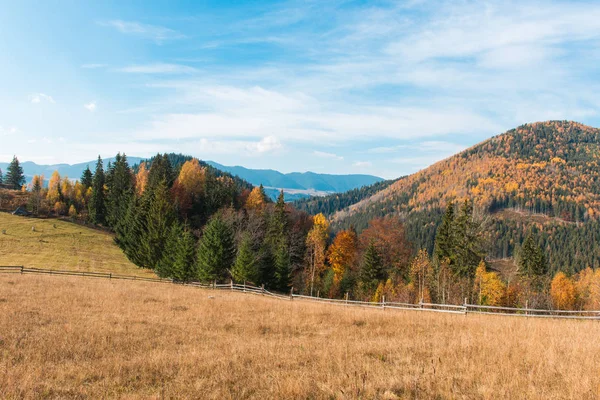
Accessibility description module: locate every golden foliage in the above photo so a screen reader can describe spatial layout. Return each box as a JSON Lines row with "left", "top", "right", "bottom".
{"left": 135, "top": 162, "right": 149, "bottom": 196}
{"left": 245, "top": 186, "right": 267, "bottom": 211}
{"left": 550, "top": 272, "right": 577, "bottom": 310}
{"left": 327, "top": 229, "right": 357, "bottom": 282}
{"left": 474, "top": 261, "right": 506, "bottom": 306}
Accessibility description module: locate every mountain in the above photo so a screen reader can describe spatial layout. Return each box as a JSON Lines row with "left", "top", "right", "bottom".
{"left": 206, "top": 161, "right": 383, "bottom": 200}
{"left": 304, "top": 121, "right": 600, "bottom": 275}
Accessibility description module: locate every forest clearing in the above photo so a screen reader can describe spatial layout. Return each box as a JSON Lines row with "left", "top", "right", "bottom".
{"left": 1, "top": 273, "right": 599, "bottom": 399}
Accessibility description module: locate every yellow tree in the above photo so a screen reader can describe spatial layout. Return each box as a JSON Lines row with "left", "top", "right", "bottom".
{"left": 305, "top": 213, "right": 329, "bottom": 296}
{"left": 409, "top": 249, "right": 435, "bottom": 303}
{"left": 327, "top": 229, "right": 357, "bottom": 283}
{"left": 474, "top": 261, "right": 506, "bottom": 306}
{"left": 172, "top": 159, "right": 206, "bottom": 215}
{"left": 47, "top": 171, "right": 61, "bottom": 203}
{"left": 135, "top": 162, "right": 149, "bottom": 196}
{"left": 245, "top": 185, "right": 267, "bottom": 211}
{"left": 550, "top": 272, "right": 577, "bottom": 310}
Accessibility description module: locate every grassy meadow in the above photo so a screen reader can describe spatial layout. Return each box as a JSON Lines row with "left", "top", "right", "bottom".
{"left": 0, "top": 212, "right": 154, "bottom": 277}
{"left": 1, "top": 273, "right": 600, "bottom": 399}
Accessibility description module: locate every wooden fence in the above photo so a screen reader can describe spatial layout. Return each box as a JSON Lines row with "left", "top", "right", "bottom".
{"left": 2, "top": 265, "right": 600, "bottom": 320}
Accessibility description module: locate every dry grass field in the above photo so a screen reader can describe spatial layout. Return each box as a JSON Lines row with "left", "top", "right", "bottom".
{"left": 2, "top": 274, "right": 600, "bottom": 399}
{"left": 0, "top": 212, "right": 154, "bottom": 278}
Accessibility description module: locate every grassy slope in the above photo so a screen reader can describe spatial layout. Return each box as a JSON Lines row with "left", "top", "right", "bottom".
{"left": 1, "top": 274, "right": 600, "bottom": 399}
{"left": 0, "top": 213, "right": 154, "bottom": 277}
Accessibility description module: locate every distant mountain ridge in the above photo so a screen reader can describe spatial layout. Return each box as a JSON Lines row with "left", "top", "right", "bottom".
{"left": 206, "top": 161, "right": 383, "bottom": 200}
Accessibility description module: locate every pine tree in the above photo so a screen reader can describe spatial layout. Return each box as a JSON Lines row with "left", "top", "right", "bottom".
{"left": 5, "top": 156, "right": 25, "bottom": 190}
{"left": 231, "top": 232, "right": 258, "bottom": 284}
{"left": 80, "top": 166, "right": 93, "bottom": 189}
{"left": 518, "top": 233, "right": 547, "bottom": 277}
{"left": 359, "top": 241, "right": 385, "bottom": 293}
{"left": 141, "top": 180, "right": 177, "bottom": 270}
{"left": 452, "top": 200, "right": 483, "bottom": 278}
{"left": 106, "top": 153, "right": 133, "bottom": 228}
{"left": 196, "top": 213, "right": 235, "bottom": 282}
{"left": 147, "top": 154, "right": 174, "bottom": 191}
{"left": 273, "top": 240, "right": 291, "bottom": 291}
{"left": 434, "top": 201, "right": 455, "bottom": 263}
{"left": 115, "top": 193, "right": 146, "bottom": 266}
{"left": 88, "top": 156, "right": 106, "bottom": 224}
{"left": 170, "top": 225, "right": 197, "bottom": 282}
{"left": 0, "top": 168, "right": 3, "bottom": 184}
{"left": 156, "top": 222, "right": 182, "bottom": 278}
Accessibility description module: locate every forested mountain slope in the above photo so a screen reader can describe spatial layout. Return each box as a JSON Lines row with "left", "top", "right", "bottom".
{"left": 327, "top": 121, "right": 600, "bottom": 274}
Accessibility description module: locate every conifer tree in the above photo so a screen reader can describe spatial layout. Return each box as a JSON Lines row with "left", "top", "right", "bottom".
{"left": 231, "top": 232, "right": 258, "bottom": 284}
{"left": 141, "top": 179, "right": 177, "bottom": 269}
{"left": 80, "top": 166, "right": 93, "bottom": 189}
{"left": 156, "top": 222, "right": 182, "bottom": 278}
{"left": 196, "top": 213, "right": 235, "bottom": 282}
{"left": 106, "top": 153, "right": 133, "bottom": 228}
{"left": 0, "top": 168, "right": 3, "bottom": 184}
{"left": 359, "top": 241, "right": 385, "bottom": 293}
{"left": 518, "top": 233, "right": 547, "bottom": 277}
{"left": 88, "top": 156, "right": 106, "bottom": 224}
{"left": 434, "top": 201, "right": 455, "bottom": 263}
{"left": 172, "top": 226, "right": 197, "bottom": 282}
{"left": 5, "top": 156, "right": 25, "bottom": 190}
{"left": 273, "top": 240, "right": 291, "bottom": 291}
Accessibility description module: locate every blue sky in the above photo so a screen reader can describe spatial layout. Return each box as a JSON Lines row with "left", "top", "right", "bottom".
{"left": 1, "top": 0, "right": 600, "bottom": 179}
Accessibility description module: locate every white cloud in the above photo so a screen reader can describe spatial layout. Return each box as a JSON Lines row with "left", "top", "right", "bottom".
{"left": 0, "top": 126, "right": 17, "bottom": 136}
{"left": 84, "top": 102, "right": 97, "bottom": 112}
{"left": 314, "top": 151, "right": 343, "bottom": 160}
{"left": 117, "top": 63, "right": 198, "bottom": 74}
{"left": 29, "top": 93, "right": 55, "bottom": 104}
{"left": 353, "top": 161, "right": 372, "bottom": 168}
{"left": 100, "top": 20, "right": 186, "bottom": 44}
{"left": 246, "top": 136, "right": 283, "bottom": 154}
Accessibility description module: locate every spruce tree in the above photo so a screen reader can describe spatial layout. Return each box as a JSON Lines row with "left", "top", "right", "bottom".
{"left": 0, "top": 168, "right": 3, "bottom": 184}
{"left": 273, "top": 240, "right": 291, "bottom": 291}
{"left": 172, "top": 227, "right": 197, "bottom": 282}
{"left": 5, "top": 156, "right": 25, "bottom": 190}
{"left": 231, "top": 232, "right": 258, "bottom": 284}
{"left": 80, "top": 166, "right": 93, "bottom": 189}
{"left": 196, "top": 213, "right": 235, "bottom": 282}
{"left": 452, "top": 200, "right": 483, "bottom": 278}
{"left": 141, "top": 179, "right": 177, "bottom": 270}
{"left": 434, "top": 201, "right": 455, "bottom": 263}
{"left": 156, "top": 222, "right": 182, "bottom": 278}
{"left": 359, "top": 241, "right": 385, "bottom": 293}
{"left": 106, "top": 154, "right": 133, "bottom": 228}
{"left": 88, "top": 156, "right": 106, "bottom": 224}
{"left": 519, "top": 233, "right": 547, "bottom": 277}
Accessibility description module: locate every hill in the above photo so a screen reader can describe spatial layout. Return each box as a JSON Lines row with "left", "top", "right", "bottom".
{"left": 0, "top": 212, "right": 153, "bottom": 277}
{"left": 207, "top": 161, "right": 383, "bottom": 200}
{"left": 316, "top": 121, "right": 600, "bottom": 274}
{"left": 2, "top": 273, "right": 598, "bottom": 398}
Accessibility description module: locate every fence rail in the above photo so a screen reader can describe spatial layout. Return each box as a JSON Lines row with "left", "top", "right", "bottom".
{"left": 2, "top": 265, "right": 600, "bottom": 320}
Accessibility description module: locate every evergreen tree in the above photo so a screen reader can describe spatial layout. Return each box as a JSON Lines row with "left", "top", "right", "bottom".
{"left": 156, "top": 221, "right": 182, "bottom": 278}
{"left": 147, "top": 154, "right": 174, "bottom": 191}
{"left": 141, "top": 180, "right": 177, "bottom": 269}
{"left": 0, "top": 168, "right": 3, "bottom": 184}
{"left": 196, "top": 213, "right": 235, "bottom": 282}
{"left": 80, "top": 166, "right": 93, "bottom": 189}
{"left": 359, "top": 241, "right": 385, "bottom": 293}
{"left": 106, "top": 153, "right": 133, "bottom": 228}
{"left": 88, "top": 156, "right": 106, "bottom": 224}
{"left": 115, "top": 193, "right": 147, "bottom": 266}
{"left": 434, "top": 201, "right": 455, "bottom": 263}
{"left": 231, "top": 232, "right": 259, "bottom": 284}
{"left": 452, "top": 200, "right": 484, "bottom": 278}
{"left": 171, "top": 226, "right": 197, "bottom": 282}
{"left": 5, "top": 156, "right": 25, "bottom": 190}
{"left": 258, "top": 244, "right": 277, "bottom": 288}
{"left": 518, "top": 233, "right": 547, "bottom": 277}
{"left": 273, "top": 240, "right": 291, "bottom": 291}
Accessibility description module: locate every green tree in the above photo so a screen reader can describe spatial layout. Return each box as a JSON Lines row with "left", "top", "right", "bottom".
{"left": 171, "top": 225, "right": 197, "bottom": 282}
{"left": 359, "top": 241, "right": 385, "bottom": 293}
{"left": 518, "top": 233, "right": 547, "bottom": 277}
{"left": 106, "top": 153, "right": 133, "bottom": 228}
{"left": 231, "top": 232, "right": 259, "bottom": 284}
{"left": 88, "top": 156, "right": 106, "bottom": 224}
{"left": 141, "top": 180, "right": 177, "bottom": 270}
{"left": 80, "top": 165, "right": 93, "bottom": 189}
{"left": 5, "top": 156, "right": 25, "bottom": 190}
{"left": 273, "top": 240, "right": 291, "bottom": 291}
{"left": 434, "top": 201, "right": 455, "bottom": 263}
{"left": 452, "top": 200, "right": 484, "bottom": 278}
{"left": 196, "top": 213, "right": 235, "bottom": 282}
{"left": 0, "top": 168, "right": 3, "bottom": 184}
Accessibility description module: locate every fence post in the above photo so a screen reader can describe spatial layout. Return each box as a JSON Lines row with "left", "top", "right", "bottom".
{"left": 382, "top": 295, "right": 386, "bottom": 311}
{"left": 109, "top": 273, "right": 112, "bottom": 280}
{"left": 243, "top": 281, "right": 246, "bottom": 292}
{"left": 419, "top": 298, "right": 423, "bottom": 310}
{"left": 21, "top": 266, "right": 24, "bottom": 274}
{"left": 290, "top": 286, "right": 294, "bottom": 300}
{"left": 345, "top": 292, "right": 349, "bottom": 306}
{"left": 213, "top": 280, "right": 216, "bottom": 290}
{"left": 464, "top": 297, "right": 468, "bottom": 315}
{"left": 230, "top": 279, "right": 233, "bottom": 291}
{"left": 525, "top": 300, "right": 528, "bottom": 316}
{"left": 317, "top": 290, "right": 320, "bottom": 298}
{"left": 261, "top": 284, "right": 265, "bottom": 295}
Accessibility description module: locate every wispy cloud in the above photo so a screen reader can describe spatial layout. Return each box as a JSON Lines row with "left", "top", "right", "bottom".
{"left": 0, "top": 126, "right": 18, "bottom": 136}
{"left": 314, "top": 151, "right": 343, "bottom": 161}
{"left": 117, "top": 63, "right": 198, "bottom": 74}
{"left": 353, "top": 161, "right": 372, "bottom": 168}
{"left": 29, "top": 93, "right": 55, "bottom": 104}
{"left": 99, "top": 20, "right": 186, "bottom": 44}
{"left": 84, "top": 102, "right": 97, "bottom": 112}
